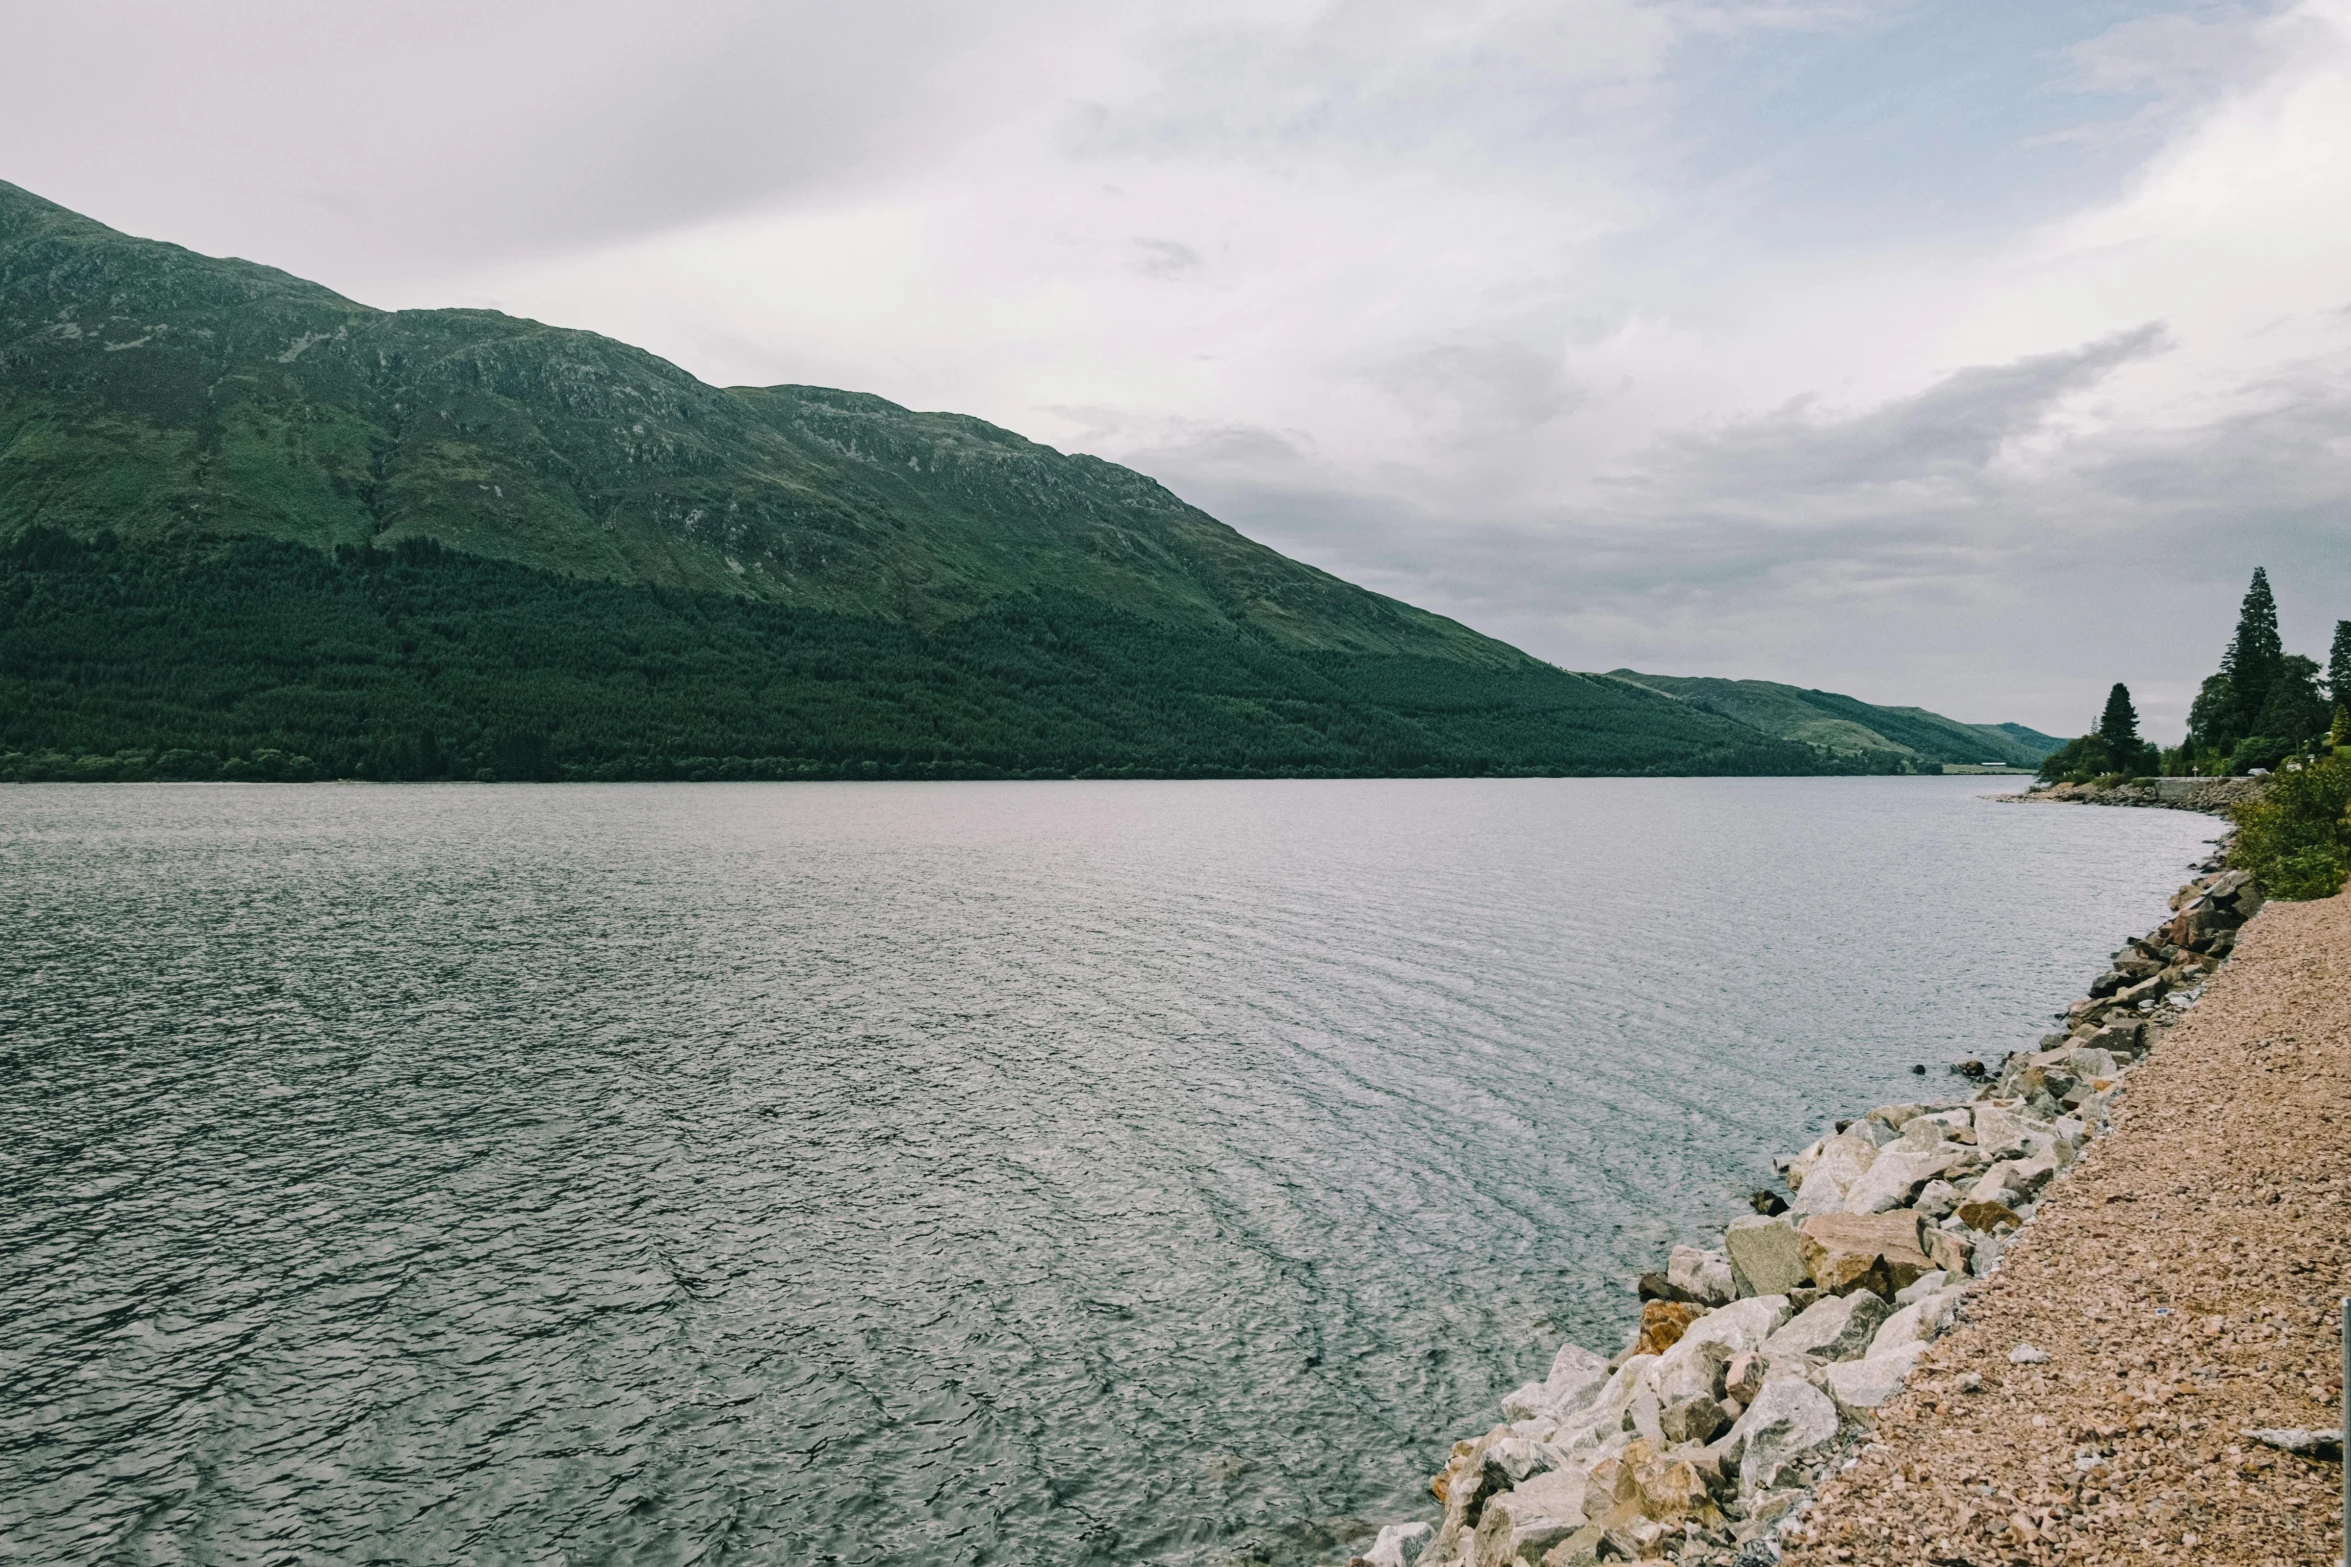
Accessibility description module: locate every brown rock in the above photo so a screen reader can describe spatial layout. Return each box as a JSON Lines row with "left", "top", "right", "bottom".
{"left": 1923, "top": 1226, "right": 1976, "bottom": 1275}
{"left": 1797, "top": 1211, "right": 1934, "bottom": 1297}
{"left": 1954, "top": 1197, "right": 2021, "bottom": 1234}
{"left": 1632, "top": 1299, "right": 1706, "bottom": 1356}
{"left": 1629, "top": 1450, "right": 1714, "bottom": 1523}
{"left": 1723, "top": 1350, "right": 1767, "bottom": 1404}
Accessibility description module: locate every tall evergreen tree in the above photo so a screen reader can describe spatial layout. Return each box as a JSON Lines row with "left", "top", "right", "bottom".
{"left": 2328, "top": 619, "right": 2351, "bottom": 707}
{"left": 2097, "top": 683, "right": 2141, "bottom": 751}
{"left": 2218, "top": 567, "right": 2284, "bottom": 738}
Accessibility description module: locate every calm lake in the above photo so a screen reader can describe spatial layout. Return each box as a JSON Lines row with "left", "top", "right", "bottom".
{"left": 0, "top": 777, "right": 2217, "bottom": 1564}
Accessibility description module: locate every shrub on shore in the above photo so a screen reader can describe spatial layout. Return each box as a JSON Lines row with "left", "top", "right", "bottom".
{"left": 2229, "top": 751, "right": 2351, "bottom": 899}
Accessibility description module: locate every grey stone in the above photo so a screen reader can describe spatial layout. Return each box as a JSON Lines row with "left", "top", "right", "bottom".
{"left": 2063, "top": 1047, "right": 2119, "bottom": 1081}
{"left": 2008, "top": 1343, "right": 2051, "bottom": 1364}
{"left": 1912, "top": 1180, "right": 1962, "bottom": 1220}
{"left": 1660, "top": 1392, "right": 1729, "bottom": 1445}
{"left": 1891, "top": 1117, "right": 1946, "bottom": 1153}
{"left": 1873, "top": 1286, "right": 1964, "bottom": 1353}
{"left": 1822, "top": 1341, "right": 1930, "bottom": 1413}
{"left": 1972, "top": 1105, "right": 2031, "bottom": 1161}
{"left": 1726, "top": 1379, "right": 1839, "bottom": 1501}
{"left": 1480, "top": 1468, "right": 1591, "bottom": 1561}
{"left": 2243, "top": 1427, "right": 2344, "bottom": 1459}
{"left": 1762, "top": 1291, "right": 1890, "bottom": 1362}
{"left": 1668, "top": 1244, "right": 1736, "bottom": 1308}
{"left": 1541, "top": 1342, "right": 1611, "bottom": 1417}
{"left": 1839, "top": 1147, "right": 1967, "bottom": 1214}
{"left": 1788, "top": 1133, "right": 1880, "bottom": 1216}
{"left": 1725, "top": 1216, "right": 1808, "bottom": 1299}
{"left": 1680, "top": 1294, "right": 1794, "bottom": 1355}
{"left": 1844, "top": 1117, "right": 1896, "bottom": 1147}
{"left": 1361, "top": 1521, "right": 1433, "bottom": 1567}
{"left": 1891, "top": 1270, "right": 1949, "bottom": 1307}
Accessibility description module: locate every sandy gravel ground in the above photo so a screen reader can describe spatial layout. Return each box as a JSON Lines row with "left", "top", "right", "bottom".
{"left": 1780, "top": 890, "right": 2351, "bottom": 1567}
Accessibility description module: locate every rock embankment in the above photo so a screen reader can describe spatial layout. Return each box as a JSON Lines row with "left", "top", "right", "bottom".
{"left": 2019, "top": 777, "right": 2264, "bottom": 813}
{"left": 1776, "top": 880, "right": 2351, "bottom": 1567}
{"left": 1346, "top": 865, "right": 2279, "bottom": 1567}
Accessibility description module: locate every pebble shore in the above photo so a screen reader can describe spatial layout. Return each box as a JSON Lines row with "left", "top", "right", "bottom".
{"left": 1342, "top": 841, "right": 2310, "bottom": 1567}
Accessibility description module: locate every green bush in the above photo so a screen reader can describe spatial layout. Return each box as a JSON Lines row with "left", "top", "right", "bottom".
{"left": 2229, "top": 753, "right": 2351, "bottom": 899}
{"left": 2227, "top": 735, "right": 2298, "bottom": 776}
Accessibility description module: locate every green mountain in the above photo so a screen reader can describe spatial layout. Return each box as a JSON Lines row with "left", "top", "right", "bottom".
{"left": 0, "top": 179, "right": 1833, "bottom": 782}
{"left": 1604, "top": 672, "right": 2061, "bottom": 768}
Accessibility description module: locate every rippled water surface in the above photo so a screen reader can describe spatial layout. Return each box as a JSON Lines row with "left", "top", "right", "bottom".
{"left": 1, "top": 778, "right": 2217, "bottom": 1564}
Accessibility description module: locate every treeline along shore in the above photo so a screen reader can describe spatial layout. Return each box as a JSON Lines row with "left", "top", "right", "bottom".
{"left": 1337, "top": 820, "right": 2340, "bottom": 1567}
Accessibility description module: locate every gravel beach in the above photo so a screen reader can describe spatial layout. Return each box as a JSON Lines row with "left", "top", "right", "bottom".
{"left": 1779, "top": 888, "right": 2351, "bottom": 1567}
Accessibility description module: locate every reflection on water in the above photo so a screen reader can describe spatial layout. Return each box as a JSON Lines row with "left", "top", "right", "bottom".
{"left": 0, "top": 778, "right": 2214, "bottom": 1563}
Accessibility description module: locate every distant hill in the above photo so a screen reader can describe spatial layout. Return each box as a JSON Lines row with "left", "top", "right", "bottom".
{"left": 0, "top": 179, "right": 1830, "bottom": 782}
{"left": 1604, "top": 673, "right": 2062, "bottom": 769}
{"left": 1975, "top": 721, "right": 2066, "bottom": 757}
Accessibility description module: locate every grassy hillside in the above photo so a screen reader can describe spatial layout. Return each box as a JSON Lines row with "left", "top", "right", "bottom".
{"left": 0, "top": 178, "right": 1855, "bottom": 780}
{"left": 0, "top": 178, "right": 1506, "bottom": 659}
{"left": 1605, "top": 672, "right": 2059, "bottom": 769}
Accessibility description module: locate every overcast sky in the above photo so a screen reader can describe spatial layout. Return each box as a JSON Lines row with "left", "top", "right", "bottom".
{"left": 8, "top": 0, "right": 2349, "bottom": 735}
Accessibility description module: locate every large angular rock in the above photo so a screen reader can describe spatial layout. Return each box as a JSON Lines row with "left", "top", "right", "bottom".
{"left": 1954, "top": 1196, "right": 2020, "bottom": 1234}
{"left": 1547, "top": 1342, "right": 1610, "bottom": 1408}
{"left": 1822, "top": 1340, "right": 1930, "bottom": 1414}
{"left": 1871, "top": 1286, "right": 1964, "bottom": 1354}
{"left": 1551, "top": 1356, "right": 1657, "bottom": 1456}
{"left": 1965, "top": 1162, "right": 2028, "bottom": 1207}
{"left": 1913, "top": 1179, "right": 1962, "bottom": 1220}
{"left": 1797, "top": 1211, "right": 1933, "bottom": 1297}
{"left": 1677, "top": 1294, "right": 1792, "bottom": 1356}
{"left": 1668, "top": 1245, "right": 1736, "bottom": 1308}
{"left": 2082, "top": 1018, "right": 2146, "bottom": 1057}
{"left": 2001, "top": 1144, "right": 2062, "bottom": 1197}
{"left": 1474, "top": 1467, "right": 1592, "bottom": 1564}
{"left": 1788, "top": 1132, "right": 1880, "bottom": 1216}
{"left": 1359, "top": 1521, "right": 1433, "bottom": 1567}
{"left": 2064, "top": 1046, "right": 2119, "bottom": 1081}
{"left": 1503, "top": 1341, "right": 1611, "bottom": 1423}
{"left": 1659, "top": 1393, "right": 1729, "bottom": 1445}
{"left": 1724, "top": 1216, "right": 1808, "bottom": 1298}
{"left": 1839, "top": 1147, "right": 1968, "bottom": 1214}
{"left": 1762, "top": 1290, "right": 1890, "bottom": 1362}
{"left": 1723, "top": 1378, "right": 1839, "bottom": 1500}
{"left": 1922, "top": 1227, "right": 1975, "bottom": 1277}
{"left": 1972, "top": 1105, "right": 2032, "bottom": 1161}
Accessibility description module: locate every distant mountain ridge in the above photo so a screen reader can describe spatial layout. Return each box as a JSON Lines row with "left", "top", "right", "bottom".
{"left": 1605, "top": 672, "right": 2061, "bottom": 768}
{"left": 0, "top": 178, "right": 1836, "bottom": 781}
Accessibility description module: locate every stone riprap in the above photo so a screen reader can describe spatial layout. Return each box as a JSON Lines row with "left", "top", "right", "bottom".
{"left": 2013, "top": 775, "right": 2264, "bottom": 813}
{"left": 1342, "top": 855, "right": 2274, "bottom": 1567}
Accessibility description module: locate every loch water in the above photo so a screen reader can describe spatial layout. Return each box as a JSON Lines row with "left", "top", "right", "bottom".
{"left": 0, "top": 777, "right": 2218, "bottom": 1564}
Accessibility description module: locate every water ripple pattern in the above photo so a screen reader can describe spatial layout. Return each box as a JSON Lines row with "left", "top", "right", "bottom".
{"left": 0, "top": 778, "right": 2217, "bottom": 1564}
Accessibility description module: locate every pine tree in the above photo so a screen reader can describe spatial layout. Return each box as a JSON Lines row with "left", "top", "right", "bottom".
{"left": 2218, "top": 568, "right": 2284, "bottom": 739}
{"left": 2096, "top": 683, "right": 2141, "bottom": 751}
{"left": 2328, "top": 619, "right": 2351, "bottom": 706}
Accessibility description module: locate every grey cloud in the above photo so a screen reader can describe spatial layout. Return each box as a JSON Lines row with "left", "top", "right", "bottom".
{"left": 1630, "top": 323, "right": 2172, "bottom": 500}
{"left": 0, "top": 0, "right": 1081, "bottom": 273}
{"left": 1129, "top": 329, "right": 2351, "bottom": 732}
{"left": 1130, "top": 238, "right": 1203, "bottom": 277}
{"left": 1361, "top": 339, "right": 1583, "bottom": 437}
